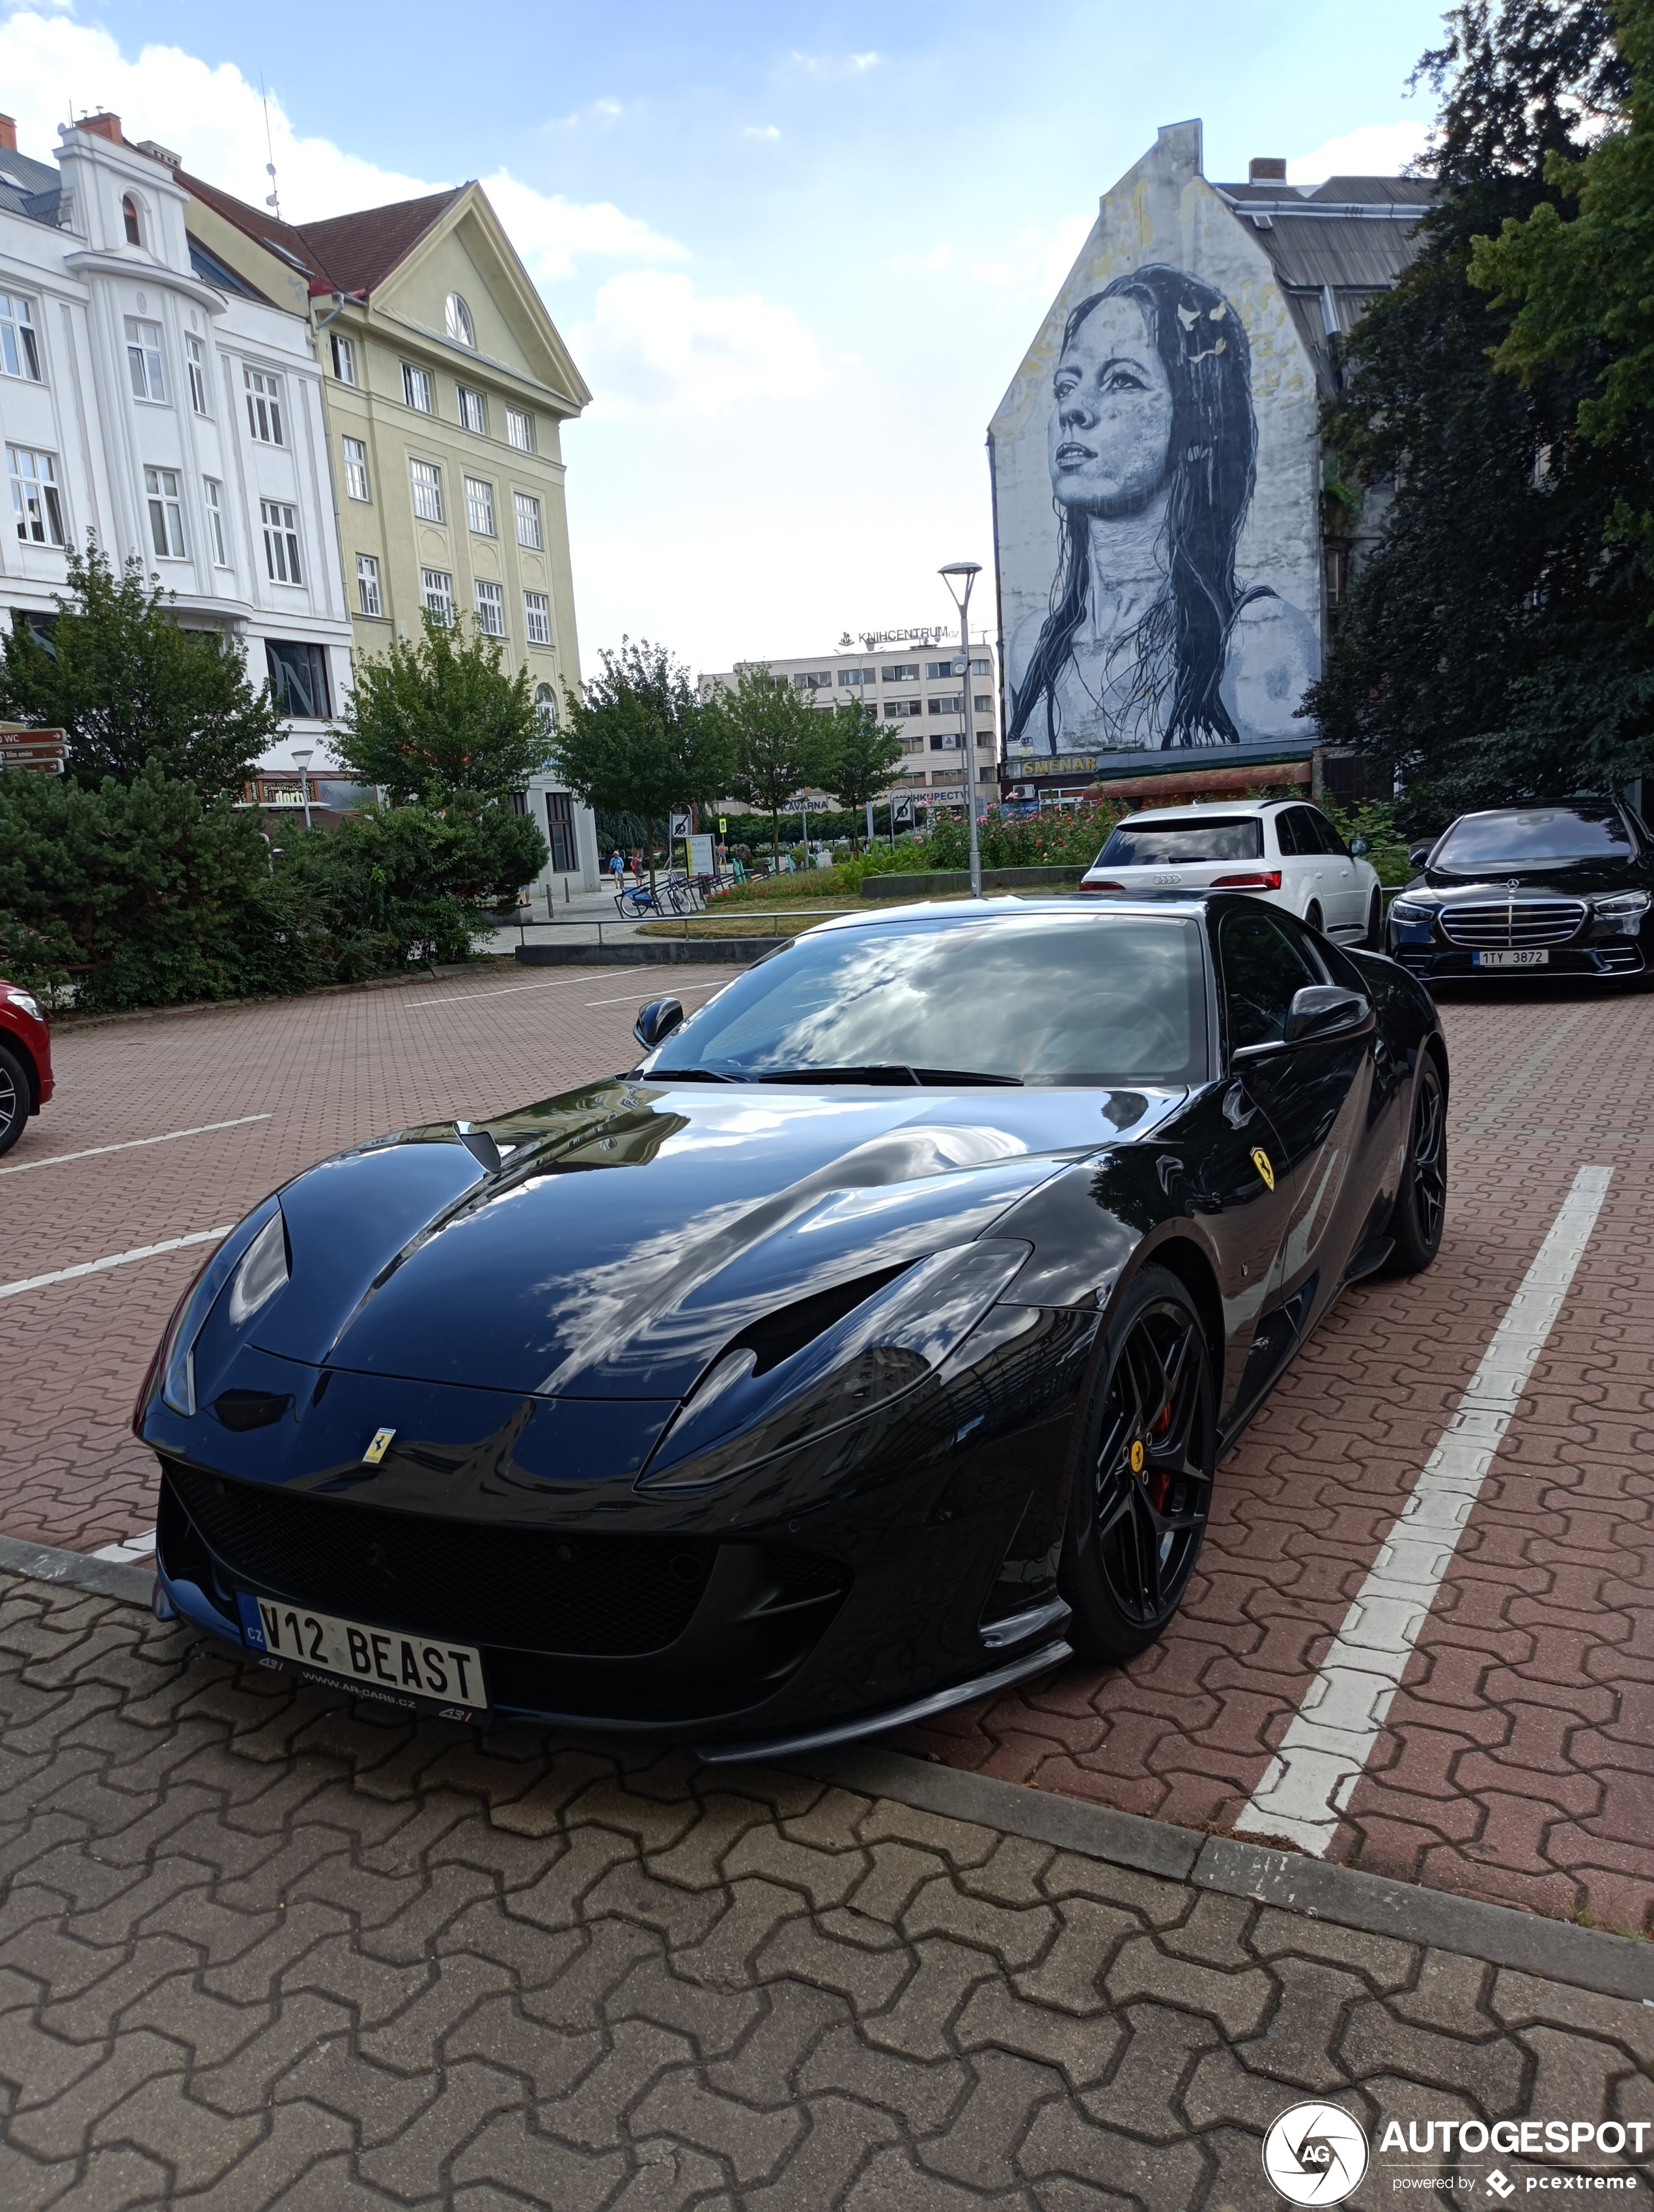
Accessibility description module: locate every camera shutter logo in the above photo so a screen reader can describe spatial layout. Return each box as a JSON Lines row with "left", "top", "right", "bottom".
{"left": 1262, "top": 2103, "right": 1369, "bottom": 2204}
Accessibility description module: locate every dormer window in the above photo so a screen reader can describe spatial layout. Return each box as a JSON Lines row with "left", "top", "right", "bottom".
{"left": 122, "top": 195, "right": 141, "bottom": 246}
{"left": 445, "top": 293, "right": 475, "bottom": 348}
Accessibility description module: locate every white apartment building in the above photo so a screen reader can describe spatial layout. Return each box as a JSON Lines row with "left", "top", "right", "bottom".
{"left": 700, "top": 627, "right": 1001, "bottom": 808}
{"left": 0, "top": 112, "right": 352, "bottom": 770}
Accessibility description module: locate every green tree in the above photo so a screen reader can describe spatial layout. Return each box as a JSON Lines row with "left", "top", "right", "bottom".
{"left": 1306, "top": 0, "right": 1654, "bottom": 820}
{"left": 820, "top": 698, "right": 906, "bottom": 851}
{"left": 705, "top": 663, "right": 834, "bottom": 869}
{"left": 335, "top": 610, "right": 550, "bottom": 803}
{"left": 551, "top": 638, "right": 728, "bottom": 893}
{"left": 0, "top": 542, "right": 281, "bottom": 796}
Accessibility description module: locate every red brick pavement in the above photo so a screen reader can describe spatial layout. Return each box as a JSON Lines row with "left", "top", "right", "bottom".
{"left": 0, "top": 966, "right": 738, "bottom": 1555}
{"left": 3, "top": 965, "right": 1651, "bottom": 1934}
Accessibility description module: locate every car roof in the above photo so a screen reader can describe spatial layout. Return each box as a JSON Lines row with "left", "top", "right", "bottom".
{"left": 811, "top": 894, "right": 1246, "bottom": 934}
{"left": 1111, "top": 798, "right": 1300, "bottom": 823}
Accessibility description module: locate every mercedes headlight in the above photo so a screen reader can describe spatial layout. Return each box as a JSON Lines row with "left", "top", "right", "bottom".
{"left": 1388, "top": 900, "right": 1433, "bottom": 927}
{"left": 1593, "top": 890, "right": 1650, "bottom": 933}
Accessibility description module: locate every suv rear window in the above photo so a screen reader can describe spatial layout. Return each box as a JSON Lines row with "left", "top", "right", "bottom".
{"left": 1095, "top": 817, "right": 1264, "bottom": 866}
{"left": 1434, "top": 808, "right": 1632, "bottom": 868}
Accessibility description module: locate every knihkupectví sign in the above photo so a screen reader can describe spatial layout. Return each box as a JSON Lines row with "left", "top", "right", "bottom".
{"left": 0, "top": 724, "right": 66, "bottom": 774}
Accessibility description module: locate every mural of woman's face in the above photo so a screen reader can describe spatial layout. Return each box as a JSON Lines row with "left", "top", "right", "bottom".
{"left": 1048, "top": 296, "right": 1174, "bottom": 515}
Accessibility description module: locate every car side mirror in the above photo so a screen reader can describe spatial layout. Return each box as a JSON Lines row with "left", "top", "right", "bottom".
{"left": 634, "top": 997, "right": 684, "bottom": 1051}
{"left": 1349, "top": 836, "right": 1369, "bottom": 857}
{"left": 1408, "top": 845, "right": 1431, "bottom": 871}
{"left": 1282, "top": 984, "right": 1371, "bottom": 1045}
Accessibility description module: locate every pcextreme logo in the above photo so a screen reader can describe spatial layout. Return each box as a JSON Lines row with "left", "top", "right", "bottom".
{"left": 1263, "top": 2103, "right": 1371, "bottom": 2204}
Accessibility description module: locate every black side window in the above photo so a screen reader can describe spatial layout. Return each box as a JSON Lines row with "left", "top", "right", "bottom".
{"left": 1307, "top": 808, "right": 1348, "bottom": 857}
{"left": 1220, "top": 909, "right": 1320, "bottom": 1051}
{"left": 1272, "top": 810, "right": 1302, "bottom": 857}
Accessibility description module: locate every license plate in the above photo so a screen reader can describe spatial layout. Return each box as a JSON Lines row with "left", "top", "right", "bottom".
{"left": 1473, "top": 949, "right": 1549, "bottom": 968}
{"left": 235, "top": 1592, "right": 487, "bottom": 1710}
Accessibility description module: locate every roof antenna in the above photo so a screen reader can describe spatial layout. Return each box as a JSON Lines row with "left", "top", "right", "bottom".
{"left": 260, "top": 76, "right": 281, "bottom": 218}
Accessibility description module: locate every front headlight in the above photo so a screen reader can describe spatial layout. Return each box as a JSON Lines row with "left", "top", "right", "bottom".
{"left": 1388, "top": 900, "right": 1433, "bottom": 927}
{"left": 5, "top": 988, "right": 40, "bottom": 1021}
{"left": 1593, "top": 891, "right": 1651, "bottom": 929}
{"left": 638, "top": 1240, "right": 1032, "bottom": 1492}
{"left": 158, "top": 1199, "right": 285, "bottom": 1418}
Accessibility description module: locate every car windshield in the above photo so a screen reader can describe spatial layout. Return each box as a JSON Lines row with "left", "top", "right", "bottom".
{"left": 1094, "top": 817, "right": 1263, "bottom": 866}
{"left": 649, "top": 915, "right": 1209, "bottom": 1086}
{"left": 1433, "top": 809, "right": 1632, "bottom": 868}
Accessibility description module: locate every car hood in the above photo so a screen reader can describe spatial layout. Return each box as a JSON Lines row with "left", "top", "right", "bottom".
{"left": 244, "top": 1077, "right": 1179, "bottom": 1401}
{"left": 1417, "top": 860, "right": 1646, "bottom": 898}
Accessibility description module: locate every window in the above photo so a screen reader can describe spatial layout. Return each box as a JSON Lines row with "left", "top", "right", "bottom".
{"left": 883, "top": 663, "right": 918, "bottom": 683}
{"left": 330, "top": 332, "right": 357, "bottom": 385}
{"left": 260, "top": 499, "right": 302, "bottom": 584}
{"left": 524, "top": 590, "right": 552, "bottom": 645}
{"left": 969, "top": 658, "right": 990, "bottom": 677}
{"left": 9, "top": 447, "right": 64, "bottom": 546}
{"left": 884, "top": 699, "right": 921, "bottom": 719}
{"left": 126, "top": 318, "right": 165, "bottom": 403}
{"left": 974, "top": 694, "right": 992, "bottom": 715}
{"left": 122, "top": 195, "right": 141, "bottom": 246}
{"left": 927, "top": 660, "right": 957, "bottom": 681}
{"left": 837, "top": 668, "right": 875, "bottom": 687}
{"left": 0, "top": 294, "right": 41, "bottom": 381}
{"left": 421, "top": 568, "right": 453, "bottom": 623}
{"left": 535, "top": 682, "right": 558, "bottom": 737}
{"left": 505, "top": 407, "right": 533, "bottom": 453}
{"left": 928, "top": 694, "right": 962, "bottom": 716}
{"left": 356, "top": 552, "right": 382, "bottom": 616}
{"left": 185, "top": 334, "right": 209, "bottom": 416}
{"left": 1220, "top": 908, "right": 1319, "bottom": 1051}
{"left": 265, "top": 639, "right": 332, "bottom": 720}
{"left": 930, "top": 732, "right": 962, "bottom": 751}
{"left": 546, "top": 786, "right": 577, "bottom": 873}
{"left": 464, "top": 475, "right": 495, "bottom": 535}
{"left": 474, "top": 578, "right": 505, "bottom": 636}
{"left": 792, "top": 671, "right": 832, "bottom": 691}
{"left": 244, "top": 367, "right": 284, "bottom": 445}
{"left": 1325, "top": 546, "right": 1349, "bottom": 605}
{"left": 143, "top": 465, "right": 184, "bottom": 558}
{"left": 341, "top": 436, "right": 370, "bottom": 502}
{"left": 457, "top": 386, "right": 486, "bottom": 434}
{"left": 445, "top": 293, "right": 475, "bottom": 348}
{"left": 402, "top": 363, "right": 434, "bottom": 412}
{"left": 410, "top": 458, "right": 443, "bottom": 521}
{"left": 900, "top": 735, "right": 925, "bottom": 755}
{"left": 203, "top": 476, "right": 227, "bottom": 565}
{"left": 514, "top": 491, "right": 542, "bottom": 549}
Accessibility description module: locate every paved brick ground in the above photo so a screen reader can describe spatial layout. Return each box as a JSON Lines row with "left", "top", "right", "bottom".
{"left": 2, "top": 969, "right": 1651, "bottom": 1941}
{"left": 4, "top": 1573, "right": 1653, "bottom": 2209}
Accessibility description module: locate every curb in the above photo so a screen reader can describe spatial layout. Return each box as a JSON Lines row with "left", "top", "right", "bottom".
{"left": 516, "top": 941, "right": 776, "bottom": 967}
{"left": 42, "top": 961, "right": 518, "bottom": 1034}
{"left": 5, "top": 1538, "right": 1648, "bottom": 2004}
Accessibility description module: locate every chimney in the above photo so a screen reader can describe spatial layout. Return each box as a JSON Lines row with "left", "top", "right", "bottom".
{"left": 0, "top": 116, "right": 16, "bottom": 153}
{"left": 1248, "top": 157, "right": 1287, "bottom": 183}
{"left": 80, "top": 111, "right": 122, "bottom": 144}
{"left": 136, "top": 139, "right": 182, "bottom": 169}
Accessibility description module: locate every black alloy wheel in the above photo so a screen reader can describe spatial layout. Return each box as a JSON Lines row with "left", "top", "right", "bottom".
{"left": 1365, "top": 889, "right": 1384, "bottom": 950}
{"left": 1060, "top": 1265, "right": 1216, "bottom": 1663}
{"left": 0, "top": 1041, "right": 29, "bottom": 1159}
{"left": 1384, "top": 1052, "right": 1446, "bottom": 1274}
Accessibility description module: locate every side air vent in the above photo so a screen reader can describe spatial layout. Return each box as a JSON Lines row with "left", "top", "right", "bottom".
{"left": 708, "top": 1263, "right": 914, "bottom": 1383}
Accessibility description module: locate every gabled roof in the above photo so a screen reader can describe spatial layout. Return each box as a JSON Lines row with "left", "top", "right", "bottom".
{"left": 173, "top": 167, "right": 460, "bottom": 296}
{"left": 0, "top": 143, "right": 64, "bottom": 225}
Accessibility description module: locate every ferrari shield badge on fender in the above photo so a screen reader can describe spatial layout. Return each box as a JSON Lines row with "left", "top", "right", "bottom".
{"left": 362, "top": 1427, "right": 396, "bottom": 1466}
{"left": 1251, "top": 1148, "right": 1276, "bottom": 1192}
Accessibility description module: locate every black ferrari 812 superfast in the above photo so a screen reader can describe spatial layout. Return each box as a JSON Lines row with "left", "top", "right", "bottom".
{"left": 137, "top": 895, "right": 1447, "bottom": 1758}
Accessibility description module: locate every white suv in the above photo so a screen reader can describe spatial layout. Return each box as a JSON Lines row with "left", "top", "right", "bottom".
{"left": 1078, "top": 798, "right": 1384, "bottom": 944}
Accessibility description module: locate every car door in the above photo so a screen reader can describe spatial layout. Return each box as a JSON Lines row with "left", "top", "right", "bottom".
{"left": 1216, "top": 903, "right": 1376, "bottom": 1328}
{"left": 1269, "top": 806, "right": 1319, "bottom": 922}
{"left": 1305, "top": 808, "right": 1362, "bottom": 932}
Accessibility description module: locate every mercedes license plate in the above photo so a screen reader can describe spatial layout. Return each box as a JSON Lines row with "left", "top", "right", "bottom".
{"left": 1473, "top": 949, "right": 1549, "bottom": 968}
{"left": 235, "top": 1592, "right": 487, "bottom": 1710}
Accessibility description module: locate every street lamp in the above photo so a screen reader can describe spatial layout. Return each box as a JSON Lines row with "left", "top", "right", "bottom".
{"left": 292, "top": 745, "right": 315, "bottom": 832}
{"left": 938, "top": 561, "right": 983, "bottom": 900}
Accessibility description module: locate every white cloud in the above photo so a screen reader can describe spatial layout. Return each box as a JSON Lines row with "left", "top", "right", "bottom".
{"left": 569, "top": 270, "right": 831, "bottom": 419}
{"left": 1287, "top": 120, "right": 1431, "bottom": 185}
{"left": 848, "top": 52, "right": 880, "bottom": 72}
{"left": 0, "top": 10, "right": 681, "bottom": 273}
{"left": 742, "top": 124, "right": 781, "bottom": 143}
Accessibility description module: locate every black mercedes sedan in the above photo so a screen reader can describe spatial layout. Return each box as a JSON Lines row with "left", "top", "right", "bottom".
{"left": 1387, "top": 801, "right": 1654, "bottom": 984}
{"left": 137, "top": 896, "right": 1447, "bottom": 1760}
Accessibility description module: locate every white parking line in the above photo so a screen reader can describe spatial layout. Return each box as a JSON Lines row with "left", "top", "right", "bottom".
{"left": 93, "top": 1528, "right": 156, "bottom": 1565}
{"left": 1235, "top": 1163, "right": 1613, "bottom": 1856}
{"left": 0, "top": 1225, "right": 233, "bottom": 1303}
{"left": 0, "top": 1114, "right": 273, "bottom": 1178}
{"left": 585, "top": 978, "right": 734, "bottom": 1007}
{"left": 413, "top": 972, "right": 636, "bottom": 1008}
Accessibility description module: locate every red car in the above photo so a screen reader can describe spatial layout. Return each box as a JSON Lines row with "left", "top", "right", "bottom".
{"left": 0, "top": 978, "right": 52, "bottom": 1157}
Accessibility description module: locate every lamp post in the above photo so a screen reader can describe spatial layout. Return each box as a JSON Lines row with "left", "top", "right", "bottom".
{"left": 938, "top": 562, "right": 983, "bottom": 900}
{"left": 292, "top": 745, "right": 314, "bottom": 832}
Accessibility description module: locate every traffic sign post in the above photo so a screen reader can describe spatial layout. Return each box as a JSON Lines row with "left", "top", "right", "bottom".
{"left": 0, "top": 724, "right": 67, "bottom": 774}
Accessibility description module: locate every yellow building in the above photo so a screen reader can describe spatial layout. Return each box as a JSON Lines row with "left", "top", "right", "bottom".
{"left": 171, "top": 165, "right": 598, "bottom": 890}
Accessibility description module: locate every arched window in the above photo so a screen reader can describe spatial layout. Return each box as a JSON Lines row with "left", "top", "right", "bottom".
{"left": 534, "top": 682, "right": 557, "bottom": 735}
{"left": 122, "top": 195, "right": 141, "bottom": 246}
{"left": 444, "top": 293, "right": 475, "bottom": 348}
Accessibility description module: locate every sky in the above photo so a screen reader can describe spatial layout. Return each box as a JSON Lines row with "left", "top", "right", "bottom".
{"left": 1, "top": 0, "right": 1453, "bottom": 675}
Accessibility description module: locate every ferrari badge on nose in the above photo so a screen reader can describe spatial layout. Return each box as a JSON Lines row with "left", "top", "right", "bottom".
{"left": 361, "top": 1427, "right": 396, "bottom": 1466}
{"left": 1251, "top": 1149, "right": 1276, "bottom": 1192}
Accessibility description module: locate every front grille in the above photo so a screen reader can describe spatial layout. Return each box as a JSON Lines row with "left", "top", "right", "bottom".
{"left": 165, "top": 1463, "right": 841, "bottom": 1659}
{"left": 1439, "top": 898, "right": 1587, "bottom": 948}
